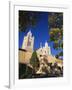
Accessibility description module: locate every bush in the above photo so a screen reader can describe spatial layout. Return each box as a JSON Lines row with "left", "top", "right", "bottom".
{"left": 30, "top": 51, "right": 40, "bottom": 71}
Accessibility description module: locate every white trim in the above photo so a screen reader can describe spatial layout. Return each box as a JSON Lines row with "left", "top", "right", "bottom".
{"left": 9, "top": 1, "right": 15, "bottom": 88}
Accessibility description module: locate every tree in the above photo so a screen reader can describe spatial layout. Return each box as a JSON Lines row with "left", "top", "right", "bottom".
{"left": 30, "top": 51, "right": 40, "bottom": 72}
{"left": 48, "top": 13, "right": 63, "bottom": 29}
{"left": 48, "top": 12, "right": 63, "bottom": 57}
{"left": 19, "top": 11, "right": 40, "bottom": 32}
{"left": 49, "top": 28, "right": 63, "bottom": 49}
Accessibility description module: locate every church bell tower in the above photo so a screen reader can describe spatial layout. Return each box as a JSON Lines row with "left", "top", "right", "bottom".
{"left": 22, "top": 30, "right": 34, "bottom": 52}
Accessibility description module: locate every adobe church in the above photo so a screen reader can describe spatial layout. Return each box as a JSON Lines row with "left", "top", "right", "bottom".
{"left": 19, "top": 30, "right": 63, "bottom": 68}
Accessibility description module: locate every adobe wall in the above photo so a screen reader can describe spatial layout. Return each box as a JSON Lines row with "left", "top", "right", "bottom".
{"left": 19, "top": 49, "right": 32, "bottom": 64}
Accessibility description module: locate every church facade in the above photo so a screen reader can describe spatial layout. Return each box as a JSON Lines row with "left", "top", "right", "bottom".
{"left": 36, "top": 42, "right": 51, "bottom": 60}
{"left": 19, "top": 30, "right": 63, "bottom": 68}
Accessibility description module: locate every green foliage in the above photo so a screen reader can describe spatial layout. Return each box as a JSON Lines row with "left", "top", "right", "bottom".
{"left": 19, "top": 11, "right": 39, "bottom": 32}
{"left": 48, "top": 13, "right": 63, "bottom": 29}
{"left": 30, "top": 51, "right": 40, "bottom": 71}
{"left": 59, "top": 51, "right": 63, "bottom": 56}
{"left": 49, "top": 28, "right": 63, "bottom": 41}
{"left": 49, "top": 28, "right": 63, "bottom": 49}
{"left": 48, "top": 13, "right": 63, "bottom": 56}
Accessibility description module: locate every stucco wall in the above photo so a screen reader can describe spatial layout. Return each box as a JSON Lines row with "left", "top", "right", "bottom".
{"left": 19, "top": 49, "right": 32, "bottom": 64}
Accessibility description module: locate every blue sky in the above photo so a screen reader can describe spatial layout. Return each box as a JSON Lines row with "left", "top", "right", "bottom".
{"left": 19, "top": 12, "right": 62, "bottom": 56}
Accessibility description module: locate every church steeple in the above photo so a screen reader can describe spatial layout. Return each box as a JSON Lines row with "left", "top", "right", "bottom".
{"left": 27, "top": 30, "right": 32, "bottom": 37}
{"left": 45, "top": 41, "right": 48, "bottom": 48}
{"left": 40, "top": 42, "right": 42, "bottom": 48}
{"left": 22, "top": 30, "right": 34, "bottom": 52}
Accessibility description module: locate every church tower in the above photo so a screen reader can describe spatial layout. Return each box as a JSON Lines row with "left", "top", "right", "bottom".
{"left": 22, "top": 30, "right": 34, "bottom": 52}
{"left": 44, "top": 42, "right": 51, "bottom": 55}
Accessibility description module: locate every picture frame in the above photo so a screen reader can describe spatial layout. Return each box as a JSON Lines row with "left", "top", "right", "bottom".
{"left": 9, "top": 1, "right": 70, "bottom": 88}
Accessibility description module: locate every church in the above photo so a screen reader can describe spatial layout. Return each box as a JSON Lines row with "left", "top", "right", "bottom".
{"left": 22, "top": 31, "right": 34, "bottom": 52}
{"left": 19, "top": 30, "right": 63, "bottom": 68}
